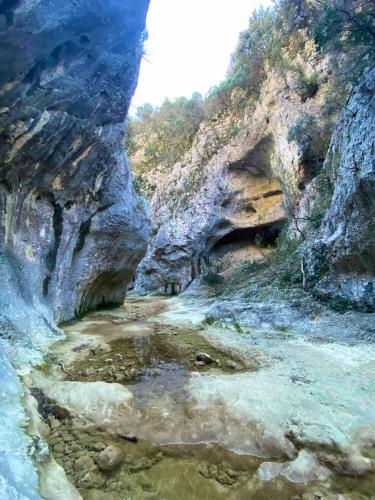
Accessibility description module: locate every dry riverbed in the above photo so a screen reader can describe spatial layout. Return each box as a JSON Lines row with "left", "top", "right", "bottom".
{"left": 24, "top": 296, "right": 375, "bottom": 499}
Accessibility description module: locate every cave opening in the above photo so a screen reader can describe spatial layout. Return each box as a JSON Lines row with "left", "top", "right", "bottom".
{"left": 208, "top": 223, "right": 284, "bottom": 272}
{"left": 212, "top": 225, "right": 281, "bottom": 250}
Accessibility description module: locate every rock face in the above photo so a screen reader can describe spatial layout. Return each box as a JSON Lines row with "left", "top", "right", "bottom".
{"left": 135, "top": 54, "right": 334, "bottom": 293}
{"left": 0, "top": 1, "right": 149, "bottom": 496}
{"left": 302, "top": 68, "right": 375, "bottom": 311}
{"left": 0, "top": 0, "right": 150, "bottom": 323}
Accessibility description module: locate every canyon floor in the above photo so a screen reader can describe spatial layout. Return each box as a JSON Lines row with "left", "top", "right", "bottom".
{"left": 25, "top": 295, "right": 375, "bottom": 500}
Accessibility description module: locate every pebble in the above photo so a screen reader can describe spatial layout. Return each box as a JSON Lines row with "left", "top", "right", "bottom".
{"left": 91, "top": 343, "right": 112, "bottom": 356}
{"left": 225, "top": 360, "right": 239, "bottom": 370}
{"left": 74, "top": 455, "right": 96, "bottom": 473}
{"left": 47, "top": 416, "right": 61, "bottom": 430}
{"left": 195, "top": 361, "right": 205, "bottom": 368}
{"left": 196, "top": 352, "right": 214, "bottom": 364}
{"left": 119, "top": 433, "right": 138, "bottom": 443}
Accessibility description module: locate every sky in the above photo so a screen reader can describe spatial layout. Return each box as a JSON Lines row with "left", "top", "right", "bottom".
{"left": 130, "top": 0, "right": 273, "bottom": 113}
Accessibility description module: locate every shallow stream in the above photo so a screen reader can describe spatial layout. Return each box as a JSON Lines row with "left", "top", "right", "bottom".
{"left": 25, "top": 296, "right": 375, "bottom": 499}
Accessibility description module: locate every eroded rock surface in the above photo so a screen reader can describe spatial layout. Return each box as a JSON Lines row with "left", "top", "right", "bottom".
{"left": 0, "top": 0, "right": 150, "bottom": 323}
{"left": 134, "top": 50, "right": 334, "bottom": 293}
{"left": 0, "top": 1, "right": 150, "bottom": 496}
{"left": 301, "top": 68, "right": 375, "bottom": 311}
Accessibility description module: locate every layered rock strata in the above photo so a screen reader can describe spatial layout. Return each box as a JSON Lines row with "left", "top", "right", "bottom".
{"left": 0, "top": 1, "right": 150, "bottom": 496}
{"left": 135, "top": 55, "right": 334, "bottom": 293}
{"left": 0, "top": 0, "right": 150, "bottom": 323}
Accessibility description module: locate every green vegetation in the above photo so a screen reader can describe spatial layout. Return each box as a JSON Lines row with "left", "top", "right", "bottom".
{"left": 287, "top": 113, "right": 333, "bottom": 179}
{"left": 126, "top": 93, "right": 205, "bottom": 172}
{"left": 202, "top": 270, "right": 224, "bottom": 288}
{"left": 126, "top": 0, "right": 375, "bottom": 195}
{"left": 313, "top": 1, "right": 375, "bottom": 56}
{"left": 308, "top": 174, "right": 334, "bottom": 231}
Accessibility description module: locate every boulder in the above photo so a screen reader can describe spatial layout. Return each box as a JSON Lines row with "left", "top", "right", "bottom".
{"left": 95, "top": 446, "right": 123, "bottom": 472}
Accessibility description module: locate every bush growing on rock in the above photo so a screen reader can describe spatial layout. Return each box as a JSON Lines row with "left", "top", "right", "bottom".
{"left": 126, "top": 94, "right": 206, "bottom": 176}
{"left": 202, "top": 271, "right": 224, "bottom": 290}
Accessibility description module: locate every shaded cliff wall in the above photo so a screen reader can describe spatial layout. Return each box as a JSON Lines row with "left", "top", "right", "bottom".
{"left": 302, "top": 67, "right": 375, "bottom": 311}
{"left": 0, "top": 0, "right": 150, "bottom": 323}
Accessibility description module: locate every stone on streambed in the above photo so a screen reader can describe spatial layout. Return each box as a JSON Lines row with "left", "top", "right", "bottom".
{"left": 95, "top": 446, "right": 123, "bottom": 472}
{"left": 74, "top": 455, "right": 96, "bottom": 473}
{"left": 225, "top": 360, "right": 239, "bottom": 370}
{"left": 40, "top": 381, "right": 133, "bottom": 426}
{"left": 196, "top": 352, "right": 214, "bottom": 364}
{"left": 47, "top": 415, "right": 61, "bottom": 430}
{"left": 195, "top": 361, "right": 206, "bottom": 369}
{"left": 258, "top": 450, "right": 332, "bottom": 483}
{"left": 91, "top": 344, "right": 112, "bottom": 356}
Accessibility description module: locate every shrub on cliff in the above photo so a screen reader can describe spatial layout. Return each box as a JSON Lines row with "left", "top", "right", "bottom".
{"left": 126, "top": 0, "right": 374, "bottom": 187}
{"left": 313, "top": 0, "right": 375, "bottom": 57}
{"left": 126, "top": 93, "right": 206, "bottom": 175}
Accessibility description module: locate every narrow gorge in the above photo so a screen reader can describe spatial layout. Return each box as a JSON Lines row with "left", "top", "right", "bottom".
{"left": 0, "top": 1, "right": 374, "bottom": 499}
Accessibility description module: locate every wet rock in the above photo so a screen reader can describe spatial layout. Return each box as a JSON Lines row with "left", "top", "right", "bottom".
{"left": 119, "top": 433, "right": 138, "bottom": 444}
{"left": 196, "top": 353, "right": 214, "bottom": 364}
{"left": 92, "top": 443, "right": 106, "bottom": 453}
{"left": 74, "top": 455, "right": 96, "bottom": 473}
{"left": 95, "top": 446, "right": 123, "bottom": 472}
{"left": 129, "top": 457, "right": 154, "bottom": 473}
{"left": 72, "top": 344, "right": 90, "bottom": 353}
{"left": 114, "top": 373, "right": 125, "bottom": 382}
{"left": 321, "top": 495, "right": 369, "bottom": 500}
{"left": 129, "top": 368, "right": 138, "bottom": 379}
{"left": 225, "top": 360, "right": 239, "bottom": 370}
{"left": 258, "top": 450, "right": 331, "bottom": 483}
{"left": 52, "top": 443, "right": 65, "bottom": 455}
{"left": 91, "top": 344, "right": 112, "bottom": 356}
{"left": 195, "top": 361, "right": 206, "bottom": 369}
{"left": 47, "top": 416, "right": 61, "bottom": 430}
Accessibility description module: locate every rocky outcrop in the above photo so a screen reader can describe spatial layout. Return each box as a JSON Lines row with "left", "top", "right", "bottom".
{"left": 0, "top": 0, "right": 150, "bottom": 322}
{"left": 0, "top": 1, "right": 150, "bottom": 496}
{"left": 302, "top": 67, "right": 375, "bottom": 311}
{"left": 135, "top": 52, "right": 335, "bottom": 293}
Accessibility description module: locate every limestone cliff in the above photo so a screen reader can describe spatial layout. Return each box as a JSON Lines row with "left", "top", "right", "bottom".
{"left": 0, "top": 0, "right": 150, "bottom": 323}
{"left": 134, "top": 44, "right": 336, "bottom": 293}
{"left": 134, "top": 32, "right": 374, "bottom": 312}
{"left": 0, "top": 1, "right": 150, "bottom": 496}
{"left": 302, "top": 67, "right": 375, "bottom": 311}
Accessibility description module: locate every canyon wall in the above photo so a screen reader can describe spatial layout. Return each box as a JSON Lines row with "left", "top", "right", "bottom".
{"left": 134, "top": 47, "right": 335, "bottom": 293}
{"left": 0, "top": 1, "right": 150, "bottom": 496}
{"left": 302, "top": 67, "right": 375, "bottom": 311}
{"left": 0, "top": 0, "right": 150, "bottom": 324}
{"left": 134, "top": 49, "right": 374, "bottom": 312}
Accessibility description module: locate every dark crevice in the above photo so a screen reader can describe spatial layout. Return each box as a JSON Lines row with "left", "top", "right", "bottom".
{"left": 0, "top": 0, "right": 21, "bottom": 26}
{"left": 228, "top": 135, "right": 274, "bottom": 177}
{"left": 263, "top": 189, "right": 283, "bottom": 199}
{"left": 73, "top": 218, "right": 92, "bottom": 258}
{"left": 23, "top": 40, "right": 79, "bottom": 85}
{"left": 72, "top": 203, "right": 114, "bottom": 260}
{"left": 79, "top": 34, "right": 90, "bottom": 45}
{"left": 43, "top": 202, "right": 63, "bottom": 296}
